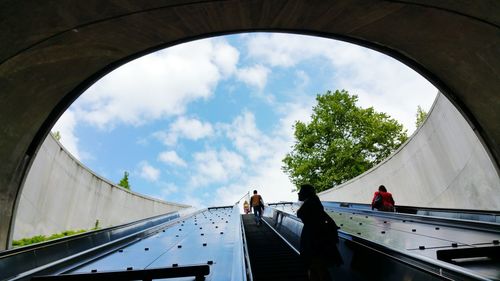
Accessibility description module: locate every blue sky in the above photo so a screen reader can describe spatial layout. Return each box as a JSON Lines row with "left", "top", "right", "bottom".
{"left": 52, "top": 33, "right": 437, "bottom": 208}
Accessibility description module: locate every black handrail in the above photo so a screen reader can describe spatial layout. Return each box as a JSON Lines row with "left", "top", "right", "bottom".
{"left": 31, "top": 264, "right": 210, "bottom": 281}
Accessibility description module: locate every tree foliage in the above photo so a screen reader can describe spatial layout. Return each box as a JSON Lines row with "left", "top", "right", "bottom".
{"left": 52, "top": 131, "right": 61, "bottom": 141}
{"left": 118, "top": 171, "right": 131, "bottom": 190}
{"left": 282, "top": 90, "right": 408, "bottom": 192}
{"left": 415, "top": 105, "right": 428, "bottom": 128}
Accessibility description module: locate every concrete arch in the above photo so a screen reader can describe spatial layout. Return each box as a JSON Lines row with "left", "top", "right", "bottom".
{"left": 1, "top": 1, "right": 499, "bottom": 249}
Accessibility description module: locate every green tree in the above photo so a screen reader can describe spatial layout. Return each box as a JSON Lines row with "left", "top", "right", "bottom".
{"left": 118, "top": 171, "right": 131, "bottom": 190}
{"left": 415, "top": 105, "right": 428, "bottom": 128}
{"left": 282, "top": 90, "right": 408, "bottom": 192}
{"left": 52, "top": 131, "right": 61, "bottom": 141}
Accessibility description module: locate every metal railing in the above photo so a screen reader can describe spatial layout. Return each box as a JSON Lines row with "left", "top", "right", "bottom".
{"left": 262, "top": 204, "right": 493, "bottom": 281}
{"left": 0, "top": 211, "right": 188, "bottom": 281}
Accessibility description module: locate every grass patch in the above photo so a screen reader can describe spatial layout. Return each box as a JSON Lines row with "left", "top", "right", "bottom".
{"left": 12, "top": 227, "right": 99, "bottom": 247}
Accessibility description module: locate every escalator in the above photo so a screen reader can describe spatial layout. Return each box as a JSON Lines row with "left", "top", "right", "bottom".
{"left": 242, "top": 214, "right": 308, "bottom": 281}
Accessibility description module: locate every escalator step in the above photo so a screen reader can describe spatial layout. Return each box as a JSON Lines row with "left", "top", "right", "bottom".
{"left": 242, "top": 214, "right": 308, "bottom": 281}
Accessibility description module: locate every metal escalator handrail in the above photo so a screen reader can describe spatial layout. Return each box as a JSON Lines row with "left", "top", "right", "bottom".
{"left": 322, "top": 204, "right": 500, "bottom": 234}
{"left": 264, "top": 205, "right": 493, "bottom": 281}
{"left": 31, "top": 264, "right": 210, "bottom": 281}
{"left": 269, "top": 201, "right": 500, "bottom": 233}
{"left": 0, "top": 210, "right": 200, "bottom": 281}
{"left": 1, "top": 211, "right": 181, "bottom": 258}
{"left": 229, "top": 204, "right": 247, "bottom": 281}
{"left": 240, "top": 214, "right": 254, "bottom": 281}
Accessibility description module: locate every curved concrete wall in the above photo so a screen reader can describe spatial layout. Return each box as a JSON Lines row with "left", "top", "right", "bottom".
{"left": 13, "top": 136, "right": 189, "bottom": 240}
{"left": 319, "top": 94, "right": 500, "bottom": 210}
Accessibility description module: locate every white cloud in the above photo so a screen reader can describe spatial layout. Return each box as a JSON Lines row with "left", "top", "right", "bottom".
{"left": 199, "top": 104, "right": 317, "bottom": 207}
{"left": 236, "top": 64, "right": 270, "bottom": 90}
{"left": 154, "top": 116, "right": 214, "bottom": 146}
{"left": 138, "top": 161, "right": 160, "bottom": 182}
{"left": 147, "top": 182, "right": 180, "bottom": 202}
{"left": 160, "top": 183, "right": 179, "bottom": 197}
{"left": 158, "top": 151, "right": 187, "bottom": 167}
{"left": 190, "top": 148, "right": 244, "bottom": 187}
{"left": 73, "top": 38, "right": 239, "bottom": 129}
{"left": 220, "top": 111, "right": 268, "bottom": 162}
{"left": 52, "top": 110, "right": 81, "bottom": 159}
{"left": 170, "top": 117, "right": 214, "bottom": 140}
{"left": 245, "top": 33, "right": 437, "bottom": 133}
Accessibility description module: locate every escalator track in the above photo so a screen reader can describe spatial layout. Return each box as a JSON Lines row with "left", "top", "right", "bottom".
{"left": 242, "top": 214, "right": 308, "bottom": 281}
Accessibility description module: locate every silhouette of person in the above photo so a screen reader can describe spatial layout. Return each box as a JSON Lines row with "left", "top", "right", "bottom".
{"left": 297, "top": 184, "right": 343, "bottom": 281}
{"left": 371, "top": 185, "right": 395, "bottom": 212}
{"left": 250, "top": 190, "right": 264, "bottom": 226}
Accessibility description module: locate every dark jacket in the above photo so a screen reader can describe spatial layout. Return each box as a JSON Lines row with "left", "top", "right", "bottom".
{"left": 297, "top": 195, "right": 343, "bottom": 267}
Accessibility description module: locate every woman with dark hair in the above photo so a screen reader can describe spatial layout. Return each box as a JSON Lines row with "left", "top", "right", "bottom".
{"left": 371, "top": 185, "right": 395, "bottom": 212}
{"left": 297, "top": 184, "right": 343, "bottom": 281}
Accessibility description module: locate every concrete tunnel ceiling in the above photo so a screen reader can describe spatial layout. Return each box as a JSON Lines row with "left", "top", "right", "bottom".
{"left": 0, "top": 1, "right": 499, "bottom": 249}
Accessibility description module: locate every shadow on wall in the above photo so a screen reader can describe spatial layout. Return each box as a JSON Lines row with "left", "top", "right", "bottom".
{"left": 319, "top": 93, "right": 500, "bottom": 210}
{"left": 13, "top": 135, "right": 190, "bottom": 240}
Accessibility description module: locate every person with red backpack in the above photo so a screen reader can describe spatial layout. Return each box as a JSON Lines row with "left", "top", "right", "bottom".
{"left": 250, "top": 190, "right": 265, "bottom": 226}
{"left": 371, "top": 185, "right": 395, "bottom": 212}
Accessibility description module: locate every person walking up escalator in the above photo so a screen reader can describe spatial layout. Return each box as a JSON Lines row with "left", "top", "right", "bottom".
{"left": 250, "top": 190, "right": 265, "bottom": 226}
